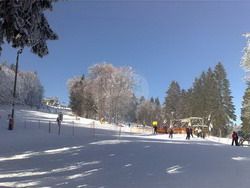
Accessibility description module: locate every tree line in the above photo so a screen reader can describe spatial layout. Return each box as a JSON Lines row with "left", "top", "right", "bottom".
{"left": 163, "top": 63, "right": 236, "bottom": 137}
{"left": 68, "top": 62, "right": 236, "bottom": 137}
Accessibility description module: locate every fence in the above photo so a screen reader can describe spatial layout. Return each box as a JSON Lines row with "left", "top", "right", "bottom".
{"left": 7, "top": 119, "right": 153, "bottom": 138}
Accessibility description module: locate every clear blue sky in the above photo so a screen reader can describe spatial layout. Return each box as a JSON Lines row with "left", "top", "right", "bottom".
{"left": 1, "top": 0, "right": 249, "bottom": 124}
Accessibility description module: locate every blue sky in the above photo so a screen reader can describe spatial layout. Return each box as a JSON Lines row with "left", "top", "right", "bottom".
{"left": 1, "top": 0, "right": 250, "bottom": 124}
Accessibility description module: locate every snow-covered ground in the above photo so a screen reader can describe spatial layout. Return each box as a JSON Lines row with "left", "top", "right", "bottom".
{"left": 0, "top": 105, "right": 232, "bottom": 145}
{"left": 0, "top": 106, "right": 250, "bottom": 188}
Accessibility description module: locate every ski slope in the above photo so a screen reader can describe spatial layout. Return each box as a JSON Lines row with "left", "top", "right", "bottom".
{"left": 0, "top": 106, "right": 249, "bottom": 188}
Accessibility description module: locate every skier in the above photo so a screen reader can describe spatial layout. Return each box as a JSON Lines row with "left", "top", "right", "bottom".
{"left": 56, "top": 116, "right": 61, "bottom": 126}
{"left": 232, "top": 131, "right": 239, "bottom": 146}
{"left": 57, "top": 112, "right": 63, "bottom": 126}
{"left": 186, "top": 127, "right": 191, "bottom": 140}
{"left": 8, "top": 114, "right": 13, "bottom": 130}
{"left": 169, "top": 128, "right": 174, "bottom": 139}
{"left": 153, "top": 122, "right": 158, "bottom": 134}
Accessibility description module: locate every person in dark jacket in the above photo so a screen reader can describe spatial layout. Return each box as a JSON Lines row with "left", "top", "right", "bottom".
{"left": 186, "top": 127, "right": 190, "bottom": 140}
{"left": 169, "top": 128, "right": 174, "bottom": 139}
{"left": 153, "top": 123, "right": 157, "bottom": 134}
{"left": 232, "top": 131, "right": 239, "bottom": 146}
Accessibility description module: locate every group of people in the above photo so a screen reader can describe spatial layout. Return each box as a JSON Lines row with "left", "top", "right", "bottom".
{"left": 152, "top": 123, "right": 207, "bottom": 140}
{"left": 186, "top": 127, "right": 207, "bottom": 139}
{"left": 152, "top": 123, "right": 174, "bottom": 138}
{"left": 151, "top": 121, "right": 240, "bottom": 146}
{"left": 195, "top": 127, "right": 205, "bottom": 138}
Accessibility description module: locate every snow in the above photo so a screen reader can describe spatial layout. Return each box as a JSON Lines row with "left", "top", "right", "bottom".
{"left": 166, "top": 165, "right": 182, "bottom": 174}
{"left": 205, "top": 135, "right": 232, "bottom": 145}
{"left": 1, "top": 105, "right": 250, "bottom": 188}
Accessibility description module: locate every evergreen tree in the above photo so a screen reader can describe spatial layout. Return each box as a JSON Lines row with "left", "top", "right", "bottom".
{"left": 124, "top": 94, "right": 138, "bottom": 122}
{"left": 83, "top": 91, "right": 97, "bottom": 119}
{"left": 191, "top": 70, "right": 217, "bottom": 119}
{"left": 69, "top": 78, "right": 85, "bottom": 116}
{"left": 164, "top": 81, "right": 181, "bottom": 121}
{"left": 150, "top": 97, "right": 154, "bottom": 103}
{"left": 136, "top": 97, "right": 162, "bottom": 126}
{"left": 139, "top": 96, "right": 145, "bottom": 103}
{"left": 178, "top": 89, "right": 192, "bottom": 119}
{"left": 136, "top": 100, "right": 153, "bottom": 126}
{"left": 213, "top": 62, "right": 236, "bottom": 136}
{"left": 154, "top": 97, "right": 162, "bottom": 124}
{"left": 191, "top": 76, "right": 204, "bottom": 117}
{"left": 241, "top": 83, "right": 250, "bottom": 135}
{"left": 69, "top": 76, "right": 97, "bottom": 118}
{"left": 155, "top": 97, "right": 160, "bottom": 106}
{"left": 0, "top": 0, "right": 58, "bottom": 57}
{"left": 203, "top": 68, "right": 220, "bottom": 125}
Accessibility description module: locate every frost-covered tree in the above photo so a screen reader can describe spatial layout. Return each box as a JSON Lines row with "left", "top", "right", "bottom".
{"left": 0, "top": 64, "right": 14, "bottom": 104}
{"left": 0, "top": 63, "right": 44, "bottom": 106}
{"left": 0, "top": 0, "right": 58, "bottom": 57}
{"left": 241, "top": 83, "right": 250, "bottom": 135}
{"left": 88, "top": 63, "right": 135, "bottom": 123}
{"left": 88, "top": 64, "right": 113, "bottom": 120}
{"left": 241, "top": 33, "right": 250, "bottom": 71}
{"left": 20, "top": 72, "right": 44, "bottom": 107}
{"left": 68, "top": 63, "right": 135, "bottom": 123}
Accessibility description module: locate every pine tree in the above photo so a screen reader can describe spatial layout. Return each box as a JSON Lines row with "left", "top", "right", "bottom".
{"left": 203, "top": 68, "right": 220, "bottom": 125}
{"left": 139, "top": 96, "right": 145, "bottom": 103}
{"left": 124, "top": 94, "right": 138, "bottom": 122}
{"left": 213, "top": 62, "right": 236, "bottom": 136}
{"left": 83, "top": 91, "right": 97, "bottom": 119}
{"left": 178, "top": 89, "right": 192, "bottom": 119}
{"left": 136, "top": 100, "right": 153, "bottom": 126}
{"left": 155, "top": 98, "right": 160, "bottom": 106}
{"left": 191, "top": 76, "right": 204, "bottom": 117}
{"left": 150, "top": 97, "right": 154, "bottom": 103}
{"left": 241, "top": 83, "right": 250, "bottom": 135}
{"left": 154, "top": 97, "right": 162, "bottom": 124}
{"left": 0, "top": 0, "right": 58, "bottom": 57}
{"left": 69, "top": 78, "right": 85, "bottom": 116}
{"left": 164, "top": 81, "right": 181, "bottom": 121}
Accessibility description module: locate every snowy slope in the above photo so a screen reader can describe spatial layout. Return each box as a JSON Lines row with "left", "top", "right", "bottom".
{"left": 1, "top": 106, "right": 249, "bottom": 188}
